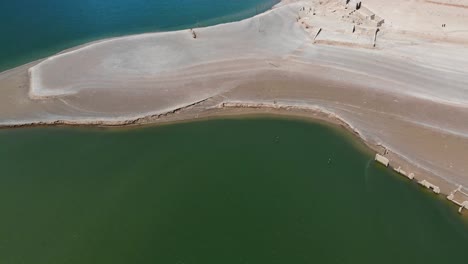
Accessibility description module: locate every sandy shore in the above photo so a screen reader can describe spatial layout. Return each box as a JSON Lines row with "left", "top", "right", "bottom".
{"left": 1, "top": 0, "right": 468, "bottom": 206}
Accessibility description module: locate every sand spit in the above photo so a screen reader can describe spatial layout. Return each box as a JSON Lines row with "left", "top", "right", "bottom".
{"left": 1, "top": 0, "right": 468, "bottom": 207}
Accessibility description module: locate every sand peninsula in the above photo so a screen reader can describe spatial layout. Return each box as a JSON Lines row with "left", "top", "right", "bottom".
{"left": 1, "top": 0, "right": 468, "bottom": 207}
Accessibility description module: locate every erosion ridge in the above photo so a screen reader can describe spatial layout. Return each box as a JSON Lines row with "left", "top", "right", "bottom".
{"left": 1, "top": 0, "right": 468, "bottom": 205}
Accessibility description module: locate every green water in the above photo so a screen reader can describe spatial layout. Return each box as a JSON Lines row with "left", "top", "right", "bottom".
{"left": 0, "top": 118, "right": 466, "bottom": 263}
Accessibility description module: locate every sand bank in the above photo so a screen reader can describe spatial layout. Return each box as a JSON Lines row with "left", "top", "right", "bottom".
{"left": 1, "top": 0, "right": 468, "bottom": 204}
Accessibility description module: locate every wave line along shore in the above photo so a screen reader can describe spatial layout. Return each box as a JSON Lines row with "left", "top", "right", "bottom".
{"left": 1, "top": 0, "right": 468, "bottom": 208}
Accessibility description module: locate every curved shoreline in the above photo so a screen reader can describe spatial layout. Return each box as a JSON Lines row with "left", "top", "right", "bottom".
{"left": 1, "top": 98, "right": 467, "bottom": 209}
{"left": 2, "top": 115, "right": 468, "bottom": 264}
{"left": 1, "top": 0, "right": 468, "bottom": 213}
{"left": 0, "top": 0, "right": 282, "bottom": 74}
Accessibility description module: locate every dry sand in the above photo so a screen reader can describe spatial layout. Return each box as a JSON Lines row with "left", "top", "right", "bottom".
{"left": 1, "top": 0, "right": 468, "bottom": 203}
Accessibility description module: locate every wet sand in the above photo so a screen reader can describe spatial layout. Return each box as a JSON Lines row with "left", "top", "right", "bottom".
{"left": 1, "top": 0, "right": 468, "bottom": 200}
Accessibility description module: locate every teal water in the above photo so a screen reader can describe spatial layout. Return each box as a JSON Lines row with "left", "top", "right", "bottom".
{"left": 0, "top": 118, "right": 467, "bottom": 264}
{"left": 0, "top": 0, "right": 278, "bottom": 72}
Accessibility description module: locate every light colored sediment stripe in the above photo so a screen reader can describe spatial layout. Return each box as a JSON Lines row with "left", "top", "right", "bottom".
{"left": 1, "top": 0, "right": 468, "bottom": 210}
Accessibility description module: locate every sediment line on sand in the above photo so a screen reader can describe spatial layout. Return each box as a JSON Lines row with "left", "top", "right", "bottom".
{"left": 1, "top": 95, "right": 468, "bottom": 215}
{"left": 1, "top": 0, "right": 468, "bottom": 214}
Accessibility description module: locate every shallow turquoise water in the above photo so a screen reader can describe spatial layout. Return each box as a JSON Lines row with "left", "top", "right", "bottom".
{"left": 1, "top": 1, "right": 467, "bottom": 262}
{"left": 0, "top": 118, "right": 466, "bottom": 264}
{"left": 0, "top": 0, "right": 278, "bottom": 71}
